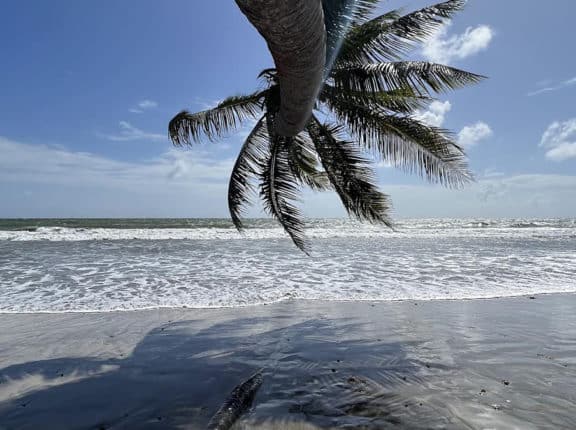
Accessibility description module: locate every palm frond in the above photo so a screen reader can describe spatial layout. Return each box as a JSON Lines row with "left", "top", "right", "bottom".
{"left": 308, "top": 117, "right": 393, "bottom": 227}
{"left": 337, "top": 0, "right": 467, "bottom": 63}
{"left": 322, "top": 0, "right": 382, "bottom": 73}
{"left": 289, "top": 134, "right": 332, "bottom": 191}
{"left": 328, "top": 98, "right": 472, "bottom": 186}
{"left": 323, "top": 0, "right": 381, "bottom": 31}
{"left": 169, "top": 91, "right": 266, "bottom": 146}
{"left": 260, "top": 122, "right": 309, "bottom": 253}
{"left": 228, "top": 115, "right": 269, "bottom": 231}
{"left": 332, "top": 61, "right": 485, "bottom": 96}
{"left": 321, "top": 83, "right": 431, "bottom": 114}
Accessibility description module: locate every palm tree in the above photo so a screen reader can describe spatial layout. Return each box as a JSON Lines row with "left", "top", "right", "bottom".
{"left": 169, "top": 0, "right": 484, "bottom": 253}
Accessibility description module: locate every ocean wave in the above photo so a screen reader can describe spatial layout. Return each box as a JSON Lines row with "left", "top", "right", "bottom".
{"left": 1, "top": 221, "right": 574, "bottom": 242}
{"left": 1, "top": 229, "right": 575, "bottom": 313}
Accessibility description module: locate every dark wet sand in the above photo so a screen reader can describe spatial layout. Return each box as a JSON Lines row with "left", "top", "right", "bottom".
{"left": 1, "top": 295, "right": 575, "bottom": 429}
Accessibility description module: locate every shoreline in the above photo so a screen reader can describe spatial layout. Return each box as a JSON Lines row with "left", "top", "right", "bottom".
{"left": 1, "top": 294, "right": 575, "bottom": 429}
{"left": 1, "top": 291, "right": 575, "bottom": 316}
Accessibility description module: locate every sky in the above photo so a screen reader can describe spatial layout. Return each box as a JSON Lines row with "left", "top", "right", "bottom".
{"left": 1, "top": 0, "right": 575, "bottom": 219}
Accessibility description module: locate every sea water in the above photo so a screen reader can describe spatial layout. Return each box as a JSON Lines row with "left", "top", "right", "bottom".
{"left": 0, "top": 218, "right": 575, "bottom": 313}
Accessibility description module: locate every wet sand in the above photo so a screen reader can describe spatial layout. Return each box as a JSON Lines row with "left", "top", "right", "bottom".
{"left": 1, "top": 295, "right": 575, "bottom": 429}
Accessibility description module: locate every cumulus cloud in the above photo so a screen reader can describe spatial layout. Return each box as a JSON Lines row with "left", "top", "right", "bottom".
{"left": 422, "top": 24, "right": 494, "bottom": 64}
{"left": 457, "top": 122, "right": 493, "bottom": 149}
{"left": 414, "top": 100, "right": 452, "bottom": 127}
{"left": 415, "top": 102, "right": 492, "bottom": 149}
{"left": 100, "top": 121, "right": 166, "bottom": 142}
{"left": 129, "top": 99, "right": 158, "bottom": 113}
{"left": 540, "top": 119, "right": 576, "bottom": 161}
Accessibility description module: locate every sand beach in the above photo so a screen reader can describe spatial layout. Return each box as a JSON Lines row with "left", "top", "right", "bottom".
{"left": 1, "top": 294, "right": 575, "bottom": 429}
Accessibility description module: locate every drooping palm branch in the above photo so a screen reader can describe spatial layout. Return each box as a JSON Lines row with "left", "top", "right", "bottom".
{"left": 307, "top": 117, "right": 393, "bottom": 227}
{"left": 169, "top": 0, "right": 485, "bottom": 252}
{"left": 259, "top": 120, "right": 309, "bottom": 253}
{"left": 336, "top": 0, "right": 468, "bottom": 63}
{"left": 169, "top": 91, "right": 267, "bottom": 146}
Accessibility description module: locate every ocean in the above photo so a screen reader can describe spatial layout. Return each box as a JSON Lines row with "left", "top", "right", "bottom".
{"left": 0, "top": 218, "right": 575, "bottom": 313}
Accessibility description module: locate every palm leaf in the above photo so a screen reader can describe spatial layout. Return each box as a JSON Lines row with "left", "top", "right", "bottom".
{"left": 322, "top": 0, "right": 382, "bottom": 73}
{"left": 337, "top": 0, "right": 467, "bottom": 63}
{"left": 308, "top": 117, "right": 393, "bottom": 227}
{"left": 327, "top": 98, "right": 472, "bottom": 186}
{"left": 332, "top": 61, "right": 485, "bottom": 96}
{"left": 169, "top": 91, "right": 267, "bottom": 146}
{"left": 289, "top": 134, "right": 332, "bottom": 191}
{"left": 228, "top": 115, "right": 268, "bottom": 231}
{"left": 321, "top": 83, "right": 431, "bottom": 114}
{"left": 260, "top": 121, "right": 309, "bottom": 253}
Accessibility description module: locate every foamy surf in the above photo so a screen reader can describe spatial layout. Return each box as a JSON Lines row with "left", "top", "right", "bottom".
{"left": 1, "top": 218, "right": 575, "bottom": 313}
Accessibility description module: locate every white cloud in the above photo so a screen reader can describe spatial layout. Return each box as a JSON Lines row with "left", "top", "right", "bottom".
{"left": 129, "top": 99, "right": 158, "bottom": 113}
{"left": 545, "top": 145, "right": 576, "bottom": 161}
{"left": 415, "top": 102, "right": 492, "bottom": 149}
{"left": 0, "top": 136, "right": 232, "bottom": 186}
{"left": 423, "top": 24, "right": 494, "bottom": 64}
{"left": 527, "top": 76, "right": 576, "bottom": 97}
{"left": 101, "top": 121, "right": 166, "bottom": 142}
{"left": 191, "top": 97, "right": 224, "bottom": 110}
{"left": 526, "top": 87, "right": 557, "bottom": 97}
{"left": 457, "top": 122, "right": 493, "bottom": 149}
{"left": 415, "top": 100, "right": 452, "bottom": 127}
{"left": 540, "top": 119, "right": 576, "bottom": 161}
{"left": 138, "top": 100, "right": 158, "bottom": 109}
{"left": 2, "top": 136, "right": 576, "bottom": 219}
{"left": 0, "top": 136, "right": 235, "bottom": 217}
{"left": 481, "top": 168, "right": 504, "bottom": 178}
{"left": 303, "top": 174, "right": 576, "bottom": 219}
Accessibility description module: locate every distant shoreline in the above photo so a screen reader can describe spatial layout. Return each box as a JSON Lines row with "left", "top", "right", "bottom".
{"left": 0, "top": 292, "right": 574, "bottom": 316}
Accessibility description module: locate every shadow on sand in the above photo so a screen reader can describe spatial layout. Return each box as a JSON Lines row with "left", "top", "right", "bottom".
{"left": 0, "top": 315, "right": 436, "bottom": 429}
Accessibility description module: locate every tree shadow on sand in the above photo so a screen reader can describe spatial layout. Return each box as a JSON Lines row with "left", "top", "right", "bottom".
{"left": 0, "top": 316, "right": 449, "bottom": 429}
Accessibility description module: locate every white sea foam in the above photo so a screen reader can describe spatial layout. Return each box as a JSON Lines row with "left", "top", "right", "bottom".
{"left": 1, "top": 219, "right": 574, "bottom": 242}
{"left": 1, "top": 219, "right": 575, "bottom": 313}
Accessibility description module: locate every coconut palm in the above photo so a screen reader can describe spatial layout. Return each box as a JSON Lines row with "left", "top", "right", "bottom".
{"left": 169, "top": 0, "right": 484, "bottom": 253}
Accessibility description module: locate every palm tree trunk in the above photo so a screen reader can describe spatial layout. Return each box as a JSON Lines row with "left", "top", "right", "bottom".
{"left": 235, "top": 0, "right": 326, "bottom": 137}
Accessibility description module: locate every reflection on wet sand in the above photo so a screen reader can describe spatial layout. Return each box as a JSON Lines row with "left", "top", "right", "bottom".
{"left": 0, "top": 295, "right": 575, "bottom": 429}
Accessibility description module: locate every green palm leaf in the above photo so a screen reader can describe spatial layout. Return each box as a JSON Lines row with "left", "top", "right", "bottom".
{"left": 322, "top": 0, "right": 383, "bottom": 69}
{"left": 169, "top": 91, "right": 267, "bottom": 146}
{"left": 337, "top": 0, "right": 467, "bottom": 63}
{"left": 327, "top": 97, "right": 472, "bottom": 186}
{"left": 228, "top": 115, "right": 269, "bottom": 231}
{"left": 260, "top": 120, "right": 309, "bottom": 253}
{"left": 288, "top": 134, "right": 332, "bottom": 191}
{"left": 332, "top": 61, "right": 485, "bottom": 96}
{"left": 321, "top": 83, "right": 431, "bottom": 114}
{"left": 308, "top": 117, "right": 393, "bottom": 227}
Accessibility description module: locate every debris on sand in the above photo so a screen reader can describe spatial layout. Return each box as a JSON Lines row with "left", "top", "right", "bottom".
{"left": 207, "top": 370, "right": 263, "bottom": 430}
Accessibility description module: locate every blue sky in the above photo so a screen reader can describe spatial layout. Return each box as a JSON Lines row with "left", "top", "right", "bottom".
{"left": 1, "top": 0, "right": 575, "bottom": 219}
